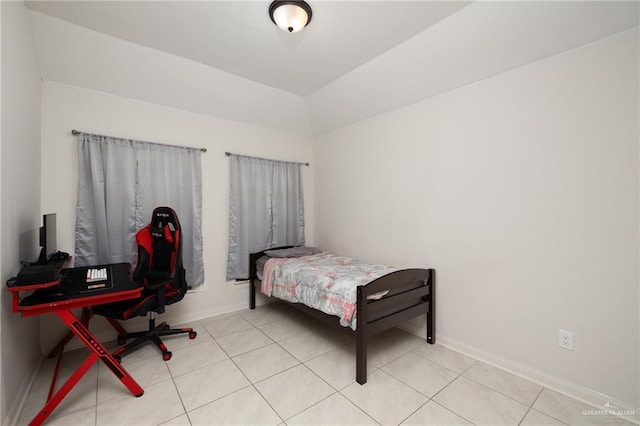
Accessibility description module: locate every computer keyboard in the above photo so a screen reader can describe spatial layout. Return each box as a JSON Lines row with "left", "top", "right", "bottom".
{"left": 86, "top": 268, "right": 107, "bottom": 283}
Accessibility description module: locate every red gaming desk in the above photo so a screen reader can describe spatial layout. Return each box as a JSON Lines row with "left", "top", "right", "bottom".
{"left": 8, "top": 262, "right": 144, "bottom": 426}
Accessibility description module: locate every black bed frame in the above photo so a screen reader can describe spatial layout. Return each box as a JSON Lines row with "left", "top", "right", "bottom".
{"left": 249, "top": 247, "right": 435, "bottom": 385}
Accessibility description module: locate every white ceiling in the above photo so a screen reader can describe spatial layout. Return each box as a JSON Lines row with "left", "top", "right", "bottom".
{"left": 25, "top": 1, "right": 471, "bottom": 96}
{"left": 25, "top": 1, "right": 640, "bottom": 135}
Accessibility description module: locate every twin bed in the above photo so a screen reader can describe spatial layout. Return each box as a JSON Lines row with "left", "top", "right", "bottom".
{"left": 248, "top": 246, "right": 435, "bottom": 384}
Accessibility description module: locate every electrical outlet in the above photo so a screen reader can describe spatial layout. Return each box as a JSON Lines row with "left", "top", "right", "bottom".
{"left": 559, "top": 329, "right": 574, "bottom": 350}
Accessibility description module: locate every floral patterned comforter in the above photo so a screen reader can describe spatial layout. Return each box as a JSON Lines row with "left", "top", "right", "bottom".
{"left": 261, "top": 252, "right": 397, "bottom": 329}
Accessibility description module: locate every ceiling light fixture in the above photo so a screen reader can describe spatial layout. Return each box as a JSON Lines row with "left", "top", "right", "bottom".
{"left": 269, "top": 1, "right": 312, "bottom": 33}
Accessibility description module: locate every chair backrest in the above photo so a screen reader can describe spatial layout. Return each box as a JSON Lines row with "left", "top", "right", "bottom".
{"left": 133, "top": 207, "right": 187, "bottom": 299}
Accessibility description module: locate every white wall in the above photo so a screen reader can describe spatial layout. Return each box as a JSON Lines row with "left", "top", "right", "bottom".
{"left": 39, "top": 81, "right": 314, "bottom": 352}
{"left": 30, "top": 10, "right": 311, "bottom": 137}
{"left": 314, "top": 29, "right": 639, "bottom": 407}
{"left": 307, "top": 1, "right": 639, "bottom": 135}
{"left": 1, "top": 1, "right": 43, "bottom": 423}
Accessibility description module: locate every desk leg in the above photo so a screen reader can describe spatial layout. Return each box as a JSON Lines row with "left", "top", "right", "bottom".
{"left": 46, "top": 307, "right": 93, "bottom": 358}
{"left": 56, "top": 310, "right": 144, "bottom": 397}
{"left": 30, "top": 310, "right": 144, "bottom": 426}
{"left": 30, "top": 353, "right": 97, "bottom": 426}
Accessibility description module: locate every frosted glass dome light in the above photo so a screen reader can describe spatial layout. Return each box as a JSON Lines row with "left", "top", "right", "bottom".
{"left": 269, "top": 1, "right": 312, "bottom": 33}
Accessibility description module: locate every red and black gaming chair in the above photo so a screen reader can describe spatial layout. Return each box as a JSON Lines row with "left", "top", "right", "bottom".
{"left": 93, "top": 206, "right": 196, "bottom": 361}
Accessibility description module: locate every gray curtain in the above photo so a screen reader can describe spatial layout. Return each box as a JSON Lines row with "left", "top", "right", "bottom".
{"left": 75, "top": 133, "right": 205, "bottom": 287}
{"left": 226, "top": 154, "right": 304, "bottom": 280}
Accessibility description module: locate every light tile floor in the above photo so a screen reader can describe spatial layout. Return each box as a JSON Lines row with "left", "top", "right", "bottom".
{"left": 17, "top": 302, "right": 636, "bottom": 426}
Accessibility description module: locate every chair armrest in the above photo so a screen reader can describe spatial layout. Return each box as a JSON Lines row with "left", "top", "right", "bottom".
{"left": 143, "top": 270, "right": 171, "bottom": 289}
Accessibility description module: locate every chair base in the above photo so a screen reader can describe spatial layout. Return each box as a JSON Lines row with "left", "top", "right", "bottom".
{"left": 110, "top": 316, "right": 197, "bottom": 361}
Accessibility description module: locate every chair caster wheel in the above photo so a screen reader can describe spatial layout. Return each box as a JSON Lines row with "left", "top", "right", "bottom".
{"left": 114, "top": 355, "right": 121, "bottom": 363}
{"left": 189, "top": 331, "right": 197, "bottom": 339}
{"left": 117, "top": 336, "right": 126, "bottom": 345}
{"left": 163, "top": 352, "right": 172, "bottom": 361}
{"left": 162, "top": 323, "right": 170, "bottom": 330}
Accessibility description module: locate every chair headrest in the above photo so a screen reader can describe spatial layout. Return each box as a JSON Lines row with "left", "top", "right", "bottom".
{"left": 149, "top": 207, "right": 181, "bottom": 243}
{"left": 150, "top": 207, "right": 180, "bottom": 230}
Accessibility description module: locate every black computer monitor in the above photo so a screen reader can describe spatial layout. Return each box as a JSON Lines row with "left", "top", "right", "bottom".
{"left": 39, "top": 213, "right": 57, "bottom": 264}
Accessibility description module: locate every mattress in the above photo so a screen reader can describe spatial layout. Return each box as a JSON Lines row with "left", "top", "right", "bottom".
{"left": 260, "top": 252, "right": 397, "bottom": 329}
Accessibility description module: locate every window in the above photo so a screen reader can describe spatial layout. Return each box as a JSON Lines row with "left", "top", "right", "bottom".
{"left": 226, "top": 154, "right": 304, "bottom": 280}
{"left": 75, "top": 133, "right": 204, "bottom": 286}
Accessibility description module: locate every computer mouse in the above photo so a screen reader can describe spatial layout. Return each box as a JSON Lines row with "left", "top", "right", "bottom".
{"left": 36, "top": 287, "right": 67, "bottom": 299}
{"left": 47, "top": 290, "right": 66, "bottom": 298}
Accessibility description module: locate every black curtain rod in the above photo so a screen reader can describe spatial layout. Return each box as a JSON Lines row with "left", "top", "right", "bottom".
{"left": 225, "top": 151, "right": 309, "bottom": 166}
{"left": 71, "top": 129, "right": 207, "bottom": 153}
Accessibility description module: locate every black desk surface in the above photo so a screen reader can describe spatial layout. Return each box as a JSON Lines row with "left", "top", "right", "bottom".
{"left": 19, "top": 263, "right": 140, "bottom": 307}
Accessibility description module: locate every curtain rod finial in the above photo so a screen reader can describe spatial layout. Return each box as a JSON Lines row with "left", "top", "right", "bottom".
{"left": 71, "top": 129, "right": 81, "bottom": 135}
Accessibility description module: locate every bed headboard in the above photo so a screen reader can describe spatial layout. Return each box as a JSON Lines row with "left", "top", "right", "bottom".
{"left": 248, "top": 246, "right": 296, "bottom": 282}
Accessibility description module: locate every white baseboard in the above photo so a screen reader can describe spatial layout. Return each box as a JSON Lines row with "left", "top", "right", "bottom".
{"left": 3, "top": 357, "right": 42, "bottom": 426}
{"left": 399, "top": 322, "right": 639, "bottom": 425}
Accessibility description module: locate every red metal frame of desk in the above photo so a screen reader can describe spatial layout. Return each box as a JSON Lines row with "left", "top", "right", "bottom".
{"left": 8, "top": 263, "right": 145, "bottom": 426}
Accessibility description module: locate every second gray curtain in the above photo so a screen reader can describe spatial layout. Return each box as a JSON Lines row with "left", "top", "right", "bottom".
{"left": 226, "top": 154, "right": 304, "bottom": 280}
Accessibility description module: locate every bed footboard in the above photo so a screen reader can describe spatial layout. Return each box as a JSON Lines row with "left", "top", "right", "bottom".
{"left": 355, "top": 268, "right": 435, "bottom": 384}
